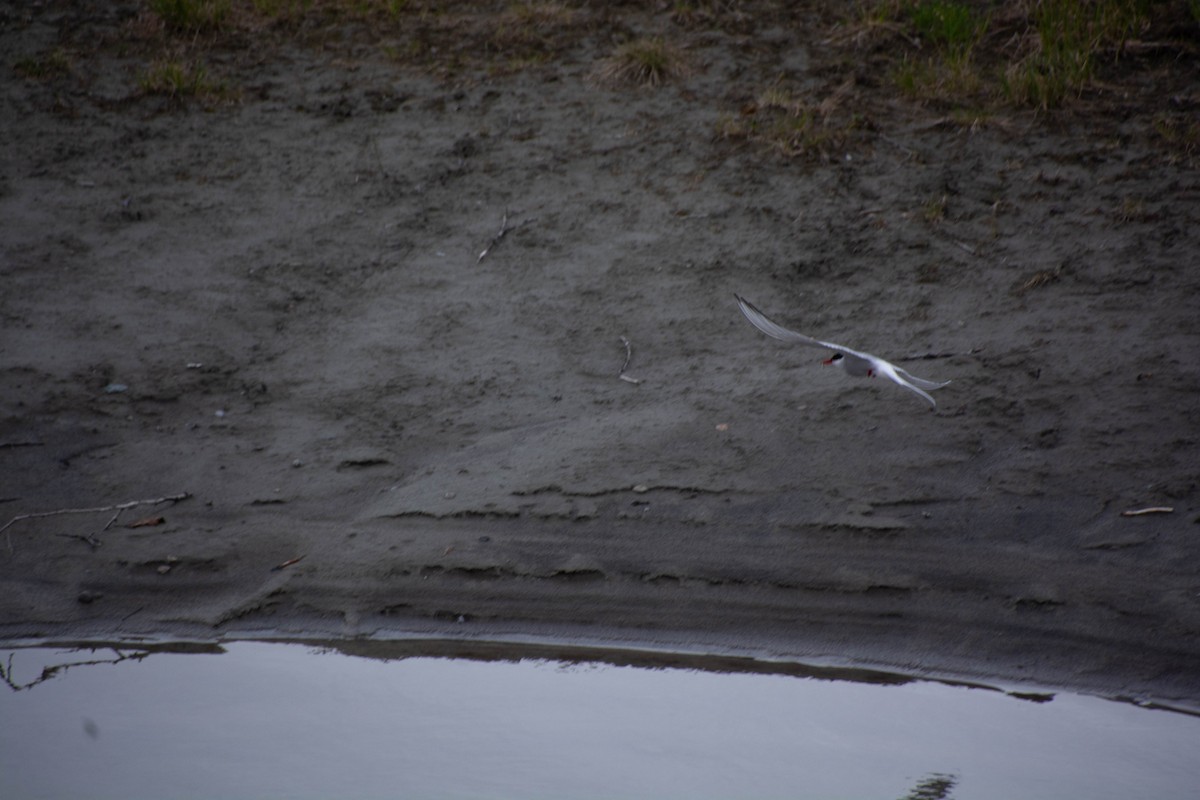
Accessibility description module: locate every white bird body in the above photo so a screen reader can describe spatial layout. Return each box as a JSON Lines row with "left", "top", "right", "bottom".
{"left": 735, "top": 294, "right": 951, "bottom": 409}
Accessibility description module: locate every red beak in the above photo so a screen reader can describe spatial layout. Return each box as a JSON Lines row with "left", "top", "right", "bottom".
{"left": 821, "top": 357, "right": 835, "bottom": 365}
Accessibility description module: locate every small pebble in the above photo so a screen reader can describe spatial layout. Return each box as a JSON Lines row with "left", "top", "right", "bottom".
{"left": 103, "top": 383, "right": 128, "bottom": 394}
{"left": 156, "top": 565, "right": 171, "bottom": 575}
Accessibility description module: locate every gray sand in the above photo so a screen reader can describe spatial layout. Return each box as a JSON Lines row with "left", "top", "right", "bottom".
{"left": 2, "top": 2, "right": 1197, "bottom": 707}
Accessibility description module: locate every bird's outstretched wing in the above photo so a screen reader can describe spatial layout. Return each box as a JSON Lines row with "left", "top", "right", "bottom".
{"left": 735, "top": 294, "right": 951, "bottom": 409}
{"left": 736, "top": 294, "right": 873, "bottom": 362}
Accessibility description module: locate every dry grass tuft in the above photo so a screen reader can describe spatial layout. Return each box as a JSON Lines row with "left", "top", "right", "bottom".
{"left": 594, "top": 37, "right": 692, "bottom": 88}
{"left": 486, "top": 2, "right": 581, "bottom": 71}
{"left": 1152, "top": 112, "right": 1200, "bottom": 165}
{"left": 1114, "top": 195, "right": 1155, "bottom": 223}
{"left": 921, "top": 194, "right": 948, "bottom": 224}
{"left": 1014, "top": 266, "right": 1062, "bottom": 295}
{"left": 717, "top": 80, "right": 862, "bottom": 160}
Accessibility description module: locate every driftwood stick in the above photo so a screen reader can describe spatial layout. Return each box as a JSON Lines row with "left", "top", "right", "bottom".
{"left": 55, "top": 533, "right": 102, "bottom": 549}
{"left": 1120, "top": 506, "right": 1173, "bottom": 517}
{"left": 618, "top": 336, "right": 643, "bottom": 385}
{"left": 477, "top": 209, "right": 510, "bottom": 263}
{"left": 2, "top": 493, "right": 191, "bottom": 554}
{"left": 477, "top": 209, "right": 513, "bottom": 263}
{"left": 103, "top": 509, "right": 124, "bottom": 531}
{"left": 477, "top": 209, "right": 535, "bottom": 263}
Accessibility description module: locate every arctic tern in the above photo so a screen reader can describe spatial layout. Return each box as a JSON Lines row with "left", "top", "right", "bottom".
{"left": 735, "top": 294, "right": 951, "bottom": 409}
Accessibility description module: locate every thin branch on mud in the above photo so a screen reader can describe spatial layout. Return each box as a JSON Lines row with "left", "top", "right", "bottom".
{"left": 55, "top": 532, "right": 103, "bottom": 550}
{"left": 476, "top": 208, "right": 535, "bottom": 263}
{"left": 901, "top": 351, "right": 959, "bottom": 361}
{"left": 1121, "top": 507, "right": 1173, "bottom": 517}
{"left": 877, "top": 134, "right": 916, "bottom": 158}
{"left": 477, "top": 209, "right": 509, "bottom": 263}
{"left": 2, "top": 493, "right": 191, "bottom": 554}
{"left": 271, "top": 555, "right": 306, "bottom": 572}
{"left": 618, "top": 335, "right": 643, "bottom": 385}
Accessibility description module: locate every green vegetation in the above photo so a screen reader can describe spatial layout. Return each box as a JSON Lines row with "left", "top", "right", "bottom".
{"left": 250, "top": 0, "right": 315, "bottom": 16}
{"left": 909, "top": 0, "right": 985, "bottom": 54}
{"left": 892, "top": 1, "right": 986, "bottom": 104}
{"left": 922, "top": 194, "right": 948, "bottom": 225}
{"left": 148, "top": 0, "right": 232, "bottom": 32}
{"left": 109, "top": 0, "right": 1194, "bottom": 165}
{"left": 138, "top": 59, "right": 227, "bottom": 101}
{"left": 1001, "top": 0, "right": 1151, "bottom": 109}
{"left": 895, "top": 49, "right": 980, "bottom": 102}
{"left": 14, "top": 48, "right": 72, "bottom": 80}
{"left": 851, "top": 0, "right": 1171, "bottom": 111}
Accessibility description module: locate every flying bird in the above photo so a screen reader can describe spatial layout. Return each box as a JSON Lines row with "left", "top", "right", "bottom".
{"left": 735, "top": 294, "right": 951, "bottom": 409}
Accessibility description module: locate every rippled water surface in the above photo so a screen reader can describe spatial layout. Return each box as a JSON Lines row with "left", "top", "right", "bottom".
{"left": 1, "top": 640, "right": 1197, "bottom": 799}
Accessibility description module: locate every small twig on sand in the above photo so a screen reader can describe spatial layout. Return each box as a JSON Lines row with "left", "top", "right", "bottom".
{"left": 477, "top": 209, "right": 535, "bottom": 263}
{"left": 1121, "top": 506, "right": 1174, "bottom": 517}
{"left": 618, "top": 336, "right": 643, "bottom": 385}
{"left": 271, "top": 555, "right": 306, "bottom": 572}
{"left": 902, "top": 351, "right": 959, "bottom": 361}
{"left": 477, "top": 209, "right": 509, "bottom": 262}
{"left": 877, "top": 135, "right": 916, "bottom": 158}
{"left": 2, "top": 493, "right": 191, "bottom": 554}
{"left": 55, "top": 533, "right": 103, "bottom": 549}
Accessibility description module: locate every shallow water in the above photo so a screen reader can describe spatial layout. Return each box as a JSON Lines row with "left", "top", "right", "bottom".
{"left": 1, "top": 639, "right": 1197, "bottom": 800}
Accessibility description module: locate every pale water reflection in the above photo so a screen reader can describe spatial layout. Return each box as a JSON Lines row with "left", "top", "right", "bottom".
{"left": 1, "top": 640, "right": 1197, "bottom": 800}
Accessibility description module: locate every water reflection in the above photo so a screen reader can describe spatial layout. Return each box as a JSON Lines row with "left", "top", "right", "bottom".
{"left": 1, "top": 638, "right": 1198, "bottom": 800}
{"left": 901, "top": 773, "right": 957, "bottom": 800}
{"left": 2, "top": 647, "right": 142, "bottom": 692}
{"left": 0, "top": 642, "right": 218, "bottom": 692}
